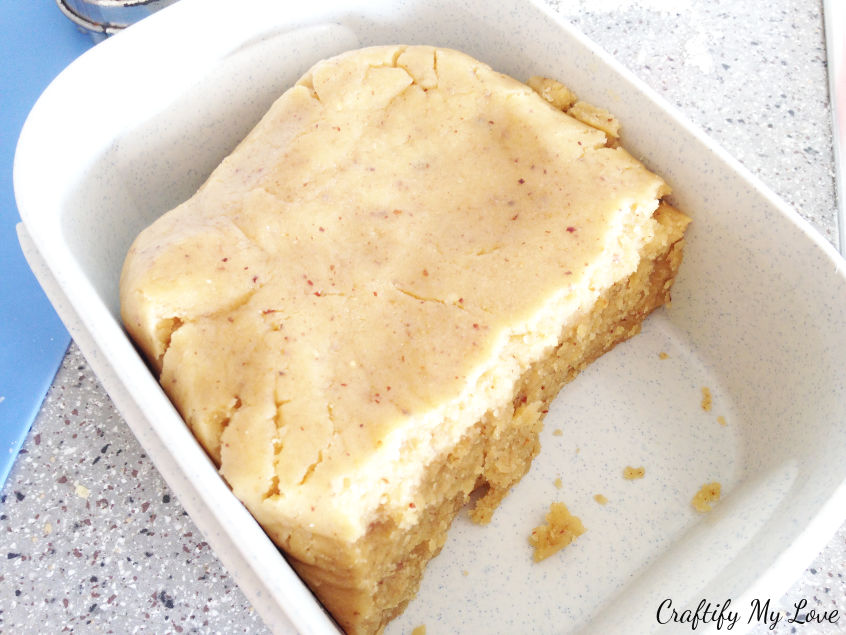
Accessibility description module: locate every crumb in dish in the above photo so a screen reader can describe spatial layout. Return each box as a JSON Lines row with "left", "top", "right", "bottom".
{"left": 701, "top": 386, "right": 713, "bottom": 411}
{"left": 692, "top": 482, "right": 722, "bottom": 512}
{"left": 529, "top": 502, "right": 586, "bottom": 562}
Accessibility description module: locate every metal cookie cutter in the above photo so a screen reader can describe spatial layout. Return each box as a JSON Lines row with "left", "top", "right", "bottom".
{"left": 56, "top": 0, "right": 179, "bottom": 39}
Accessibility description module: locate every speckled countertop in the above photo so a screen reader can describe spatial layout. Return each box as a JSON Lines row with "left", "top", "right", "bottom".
{"left": 2, "top": 1, "right": 843, "bottom": 633}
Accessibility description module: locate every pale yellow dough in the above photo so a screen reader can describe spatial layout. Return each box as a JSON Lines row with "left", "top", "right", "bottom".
{"left": 121, "top": 45, "right": 689, "bottom": 634}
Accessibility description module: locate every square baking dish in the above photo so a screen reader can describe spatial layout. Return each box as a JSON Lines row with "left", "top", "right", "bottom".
{"left": 14, "top": 0, "right": 846, "bottom": 632}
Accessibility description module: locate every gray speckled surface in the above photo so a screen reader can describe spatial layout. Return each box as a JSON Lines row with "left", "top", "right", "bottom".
{"left": 1, "top": 352, "right": 266, "bottom": 634}
{"left": 2, "top": 1, "right": 844, "bottom": 633}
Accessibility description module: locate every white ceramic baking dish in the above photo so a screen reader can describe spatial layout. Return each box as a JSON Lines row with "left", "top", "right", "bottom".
{"left": 15, "top": 0, "right": 846, "bottom": 633}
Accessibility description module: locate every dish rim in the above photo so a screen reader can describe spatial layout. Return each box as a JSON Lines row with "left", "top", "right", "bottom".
{"left": 14, "top": 0, "right": 846, "bottom": 632}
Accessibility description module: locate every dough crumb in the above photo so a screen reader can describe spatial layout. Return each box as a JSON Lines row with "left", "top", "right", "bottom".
{"left": 701, "top": 386, "right": 712, "bottom": 412}
{"left": 658, "top": 351, "right": 669, "bottom": 359}
{"left": 593, "top": 494, "right": 608, "bottom": 505}
{"left": 692, "top": 482, "right": 721, "bottom": 512}
{"left": 623, "top": 466, "right": 645, "bottom": 480}
{"left": 568, "top": 101, "right": 621, "bottom": 141}
{"left": 717, "top": 415, "right": 727, "bottom": 426}
{"left": 526, "top": 76, "right": 619, "bottom": 142}
{"left": 553, "top": 477, "right": 563, "bottom": 489}
{"left": 552, "top": 428, "right": 563, "bottom": 436}
{"left": 526, "top": 76, "right": 577, "bottom": 111}
{"left": 529, "top": 502, "right": 585, "bottom": 562}
{"left": 412, "top": 626, "right": 426, "bottom": 635}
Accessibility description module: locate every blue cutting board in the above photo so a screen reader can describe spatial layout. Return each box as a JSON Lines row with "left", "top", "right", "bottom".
{"left": 0, "top": 1, "right": 94, "bottom": 486}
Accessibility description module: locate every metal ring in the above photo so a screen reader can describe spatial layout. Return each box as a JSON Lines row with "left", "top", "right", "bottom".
{"left": 55, "top": 0, "right": 176, "bottom": 35}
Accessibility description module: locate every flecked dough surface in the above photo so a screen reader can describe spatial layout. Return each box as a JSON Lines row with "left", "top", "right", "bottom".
{"left": 120, "top": 45, "right": 667, "bottom": 542}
